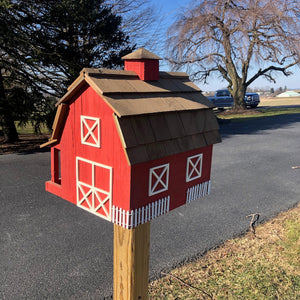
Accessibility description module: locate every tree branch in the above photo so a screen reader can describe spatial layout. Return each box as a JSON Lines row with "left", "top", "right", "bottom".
{"left": 246, "top": 61, "right": 298, "bottom": 86}
{"left": 246, "top": 213, "right": 260, "bottom": 235}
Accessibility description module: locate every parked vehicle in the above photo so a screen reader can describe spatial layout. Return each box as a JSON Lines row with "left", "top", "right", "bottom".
{"left": 207, "top": 89, "right": 234, "bottom": 108}
{"left": 244, "top": 92, "right": 260, "bottom": 108}
{"left": 208, "top": 89, "right": 260, "bottom": 108}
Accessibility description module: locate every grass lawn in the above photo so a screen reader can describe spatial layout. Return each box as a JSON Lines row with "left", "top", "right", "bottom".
{"left": 0, "top": 123, "right": 50, "bottom": 154}
{"left": 149, "top": 203, "right": 300, "bottom": 299}
{"left": 217, "top": 107, "right": 300, "bottom": 122}
{"left": 0, "top": 122, "right": 50, "bottom": 135}
{"left": 15, "top": 123, "right": 50, "bottom": 135}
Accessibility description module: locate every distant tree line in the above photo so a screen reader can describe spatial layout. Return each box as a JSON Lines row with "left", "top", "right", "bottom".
{"left": 246, "top": 86, "right": 288, "bottom": 95}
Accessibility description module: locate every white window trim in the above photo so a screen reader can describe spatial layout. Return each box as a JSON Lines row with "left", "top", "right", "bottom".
{"left": 186, "top": 153, "right": 203, "bottom": 182}
{"left": 80, "top": 116, "right": 100, "bottom": 148}
{"left": 149, "top": 163, "right": 169, "bottom": 196}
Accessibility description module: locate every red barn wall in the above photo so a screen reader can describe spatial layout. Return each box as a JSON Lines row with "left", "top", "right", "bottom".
{"left": 130, "top": 145, "right": 213, "bottom": 211}
{"left": 46, "top": 85, "right": 131, "bottom": 212}
{"left": 45, "top": 84, "right": 215, "bottom": 228}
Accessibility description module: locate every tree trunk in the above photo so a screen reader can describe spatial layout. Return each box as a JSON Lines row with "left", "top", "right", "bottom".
{"left": 232, "top": 85, "right": 246, "bottom": 111}
{"left": 1, "top": 112, "right": 19, "bottom": 143}
{"left": 0, "top": 74, "right": 19, "bottom": 143}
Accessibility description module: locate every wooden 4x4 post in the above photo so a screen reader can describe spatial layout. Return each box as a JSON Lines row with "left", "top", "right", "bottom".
{"left": 114, "top": 222, "right": 150, "bottom": 299}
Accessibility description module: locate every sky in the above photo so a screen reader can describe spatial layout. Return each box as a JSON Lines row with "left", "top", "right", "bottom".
{"left": 148, "top": 0, "right": 299, "bottom": 92}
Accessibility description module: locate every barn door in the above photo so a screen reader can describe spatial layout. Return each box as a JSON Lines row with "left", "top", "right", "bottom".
{"left": 76, "top": 157, "right": 113, "bottom": 221}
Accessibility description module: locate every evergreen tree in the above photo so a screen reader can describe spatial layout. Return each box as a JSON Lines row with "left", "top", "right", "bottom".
{"left": 0, "top": 0, "right": 133, "bottom": 142}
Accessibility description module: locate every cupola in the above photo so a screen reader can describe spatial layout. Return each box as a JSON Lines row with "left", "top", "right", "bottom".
{"left": 122, "top": 48, "right": 162, "bottom": 81}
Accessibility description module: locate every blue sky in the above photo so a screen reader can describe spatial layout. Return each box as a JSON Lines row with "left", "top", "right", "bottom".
{"left": 148, "top": 0, "right": 299, "bottom": 92}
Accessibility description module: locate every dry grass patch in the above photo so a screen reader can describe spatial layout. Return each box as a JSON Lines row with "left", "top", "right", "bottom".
{"left": 217, "top": 107, "right": 300, "bottom": 121}
{"left": 0, "top": 134, "right": 50, "bottom": 154}
{"left": 149, "top": 204, "right": 300, "bottom": 299}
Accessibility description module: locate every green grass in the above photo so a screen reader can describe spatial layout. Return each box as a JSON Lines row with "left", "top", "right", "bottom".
{"left": 217, "top": 107, "right": 300, "bottom": 122}
{"left": 282, "top": 219, "right": 300, "bottom": 267}
{"left": 17, "top": 123, "right": 50, "bottom": 135}
{"left": 149, "top": 204, "right": 300, "bottom": 299}
{"left": 0, "top": 122, "right": 50, "bottom": 135}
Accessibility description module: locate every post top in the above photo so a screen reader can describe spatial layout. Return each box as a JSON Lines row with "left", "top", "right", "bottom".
{"left": 121, "top": 48, "right": 162, "bottom": 60}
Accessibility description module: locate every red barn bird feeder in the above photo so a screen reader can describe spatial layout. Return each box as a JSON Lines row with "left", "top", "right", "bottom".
{"left": 42, "top": 48, "right": 221, "bottom": 228}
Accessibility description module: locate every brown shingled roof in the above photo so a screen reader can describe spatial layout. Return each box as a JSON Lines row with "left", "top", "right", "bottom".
{"left": 42, "top": 67, "right": 221, "bottom": 164}
{"left": 121, "top": 48, "right": 162, "bottom": 60}
{"left": 57, "top": 68, "right": 214, "bottom": 116}
{"left": 113, "top": 110, "right": 220, "bottom": 165}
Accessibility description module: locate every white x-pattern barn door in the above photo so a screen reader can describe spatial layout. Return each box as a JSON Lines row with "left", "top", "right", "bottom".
{"left": 76, "top": 157, "right": 112, "bottom": 221}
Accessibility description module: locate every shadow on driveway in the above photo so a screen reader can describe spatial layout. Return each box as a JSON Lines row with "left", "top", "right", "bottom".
{"left": 218, "top": 113, "right": 300, "bottom": 138}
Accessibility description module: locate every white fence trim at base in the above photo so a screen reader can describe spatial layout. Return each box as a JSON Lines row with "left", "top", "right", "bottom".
{"left": 186, "top": 180, "right": 211, "bottom": 204}
{"left": 112, "top": 196, "right": 170, "bottom": 229}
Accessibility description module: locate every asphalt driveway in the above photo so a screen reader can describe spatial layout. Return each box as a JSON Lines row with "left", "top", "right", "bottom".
{"left": 1, "top": 113, "right": 300, "bottom": 299}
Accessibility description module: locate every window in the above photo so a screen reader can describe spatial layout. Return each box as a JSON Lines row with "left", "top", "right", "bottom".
{"left": 80, "top": 116, "right": 100, "bottom": 148}
{"left": 149, "top": 163, "right": 169, "bottom": 196}
{"left": 186, "top": 153, "right": 203, "bottom": 182}
{"left": 52, "top": 148, "right": 61, "bottom": 184}
{"left": 216, "top": 90, "right": 230, "bottom": 97}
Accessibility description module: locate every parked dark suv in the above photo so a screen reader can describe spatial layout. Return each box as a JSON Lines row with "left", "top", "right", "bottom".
{"left": 244, "top": 92, "right": 260, "bottom": 108}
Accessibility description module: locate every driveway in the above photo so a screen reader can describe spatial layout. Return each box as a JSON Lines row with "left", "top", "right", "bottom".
{"left": 1, "top": 113, "right": 300, "bottom": 299}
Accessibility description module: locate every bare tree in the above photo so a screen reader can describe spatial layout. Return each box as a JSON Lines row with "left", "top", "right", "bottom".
{"left": 105, "top": 0, "right": 163, "bottom": 50}
{"left": 167, "top": 0, "right": 300, "bottom": 109}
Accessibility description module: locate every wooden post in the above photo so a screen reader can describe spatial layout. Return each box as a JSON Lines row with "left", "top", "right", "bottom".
{"left": 114, "top": 222, "right": 151, "bottom": 300}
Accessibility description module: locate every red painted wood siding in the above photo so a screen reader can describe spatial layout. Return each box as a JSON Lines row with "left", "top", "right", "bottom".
{"left": 130, "top": 145, "right": 213, "bottom": 211}
{"left": 124, "top": 60, "right": 159, "bottom": 81}
{"left": 46, "top": 85, "right": 131, "bottom": 211}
